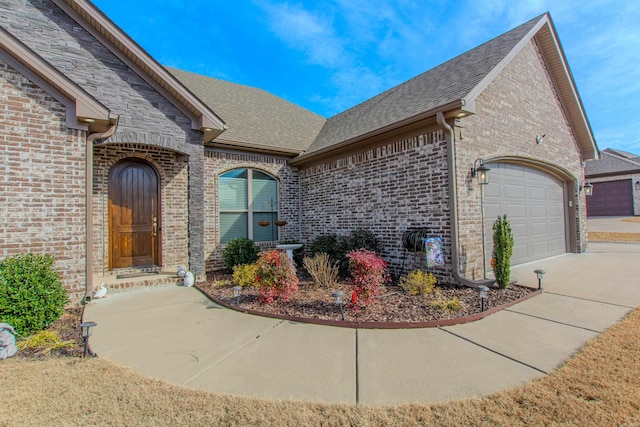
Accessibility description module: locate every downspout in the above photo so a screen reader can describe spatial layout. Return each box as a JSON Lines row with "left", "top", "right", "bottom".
{"left": 84, "top": 116, "right": 119, "bottom": 303}
{"left": 436, "top": 112, "right": 495, "bottom": 288}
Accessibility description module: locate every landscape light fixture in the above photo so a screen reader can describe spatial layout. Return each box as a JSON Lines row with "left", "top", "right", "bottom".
{"left": 534, "top": 269, "right": 545, "bottom": 290}
{"left": 232, "top": 286, "right": 242, "bottom": 306}
{"left": 471, "top": 158, "right": 490, "bottom": 185}
{"left": 79, "top": 321, "right": 97, "bottom": 357}
{"left": 332, "top": 290, "right": 345, "bottom": 321}
{"left": 477, "top": 285, "right": 489, "bottom": 312}
{"left": 580, "top": 182, "right": 593, "bottom": 196}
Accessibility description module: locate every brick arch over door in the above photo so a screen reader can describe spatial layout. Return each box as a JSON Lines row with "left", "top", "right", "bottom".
{"left": 483, "top": 162, "right": 569, "bottom": 268}
{"left": 108, "top": 158, "right": 161, "bottom": 269}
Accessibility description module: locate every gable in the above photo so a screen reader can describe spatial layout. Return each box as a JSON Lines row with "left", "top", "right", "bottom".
{"left": 292, "top": 13, "right": 598, "bottom": 165}
{"left": 0, "top": 0, "right": 226, "bottom": 143}
{"left": 0, "top": 25, "right": 112, "bottom": 132}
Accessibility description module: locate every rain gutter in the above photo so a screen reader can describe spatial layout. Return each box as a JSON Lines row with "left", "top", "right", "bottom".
{"left": 437, "top": 112, "right": 495, "bottom": 288}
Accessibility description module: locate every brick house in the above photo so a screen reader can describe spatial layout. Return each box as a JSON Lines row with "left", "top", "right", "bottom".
{"left": 1, "top": 1, "right": 597, "bottom": 305}
{"left": 584, "top": 148, "right": 640, "bottom": 216}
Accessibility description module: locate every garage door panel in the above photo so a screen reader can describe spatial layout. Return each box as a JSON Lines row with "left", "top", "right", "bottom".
{"left": 506, "top": 204, "right": 526, "bottom": 219}
{"left": 505, "top": 166, "right": 526, "bottom": 177}
{"left": 548, "top": 189, "right": 564, "bottom": 202}
{"left": 586, "top": 180, "right": 633, "bottom": 216}
{"left": 530, "top": 204, "right": 548, "bottom": 218}
{"left": 484, "top": 162, "right": 567, "bottom": 267}
{"left": 529, "top": 186, "right": 547, "bottom": 199}
{"left": 505, "top": 184, "right": 526, "bottom": 198}
{"left": 530, "top": 222, "right": 548, "bottom": 236}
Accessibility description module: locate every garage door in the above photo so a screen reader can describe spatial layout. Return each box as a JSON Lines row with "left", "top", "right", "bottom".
{"left": 483, "top": 163, "right": 567, "bottom": 266}
{"left": 586, "top": 179, "right": 633, "bottom": 217}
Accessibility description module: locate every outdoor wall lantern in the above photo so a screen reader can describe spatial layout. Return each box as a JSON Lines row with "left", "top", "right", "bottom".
{"left": 477, "top": 285, "right": 489, "bottom": 312}
{"left": 332, "top": 290, "right": 345, "bottom": 321}
{"left": 232, "top": 286, "right": 242, "bottom": 306}
{"left": 635, "top": 181, "right": 640, "bottom": 191}
{"left": 79, "top": 321, "right": 97, "bottom": 357}
{"left": 471, "top": 158, "right": 490, "bottom": 185}
{"left": 580, "top": 182, "right": 593, "bottom": 196}
{"left": 534, "top": 269, "right": 545, "bottom": 290}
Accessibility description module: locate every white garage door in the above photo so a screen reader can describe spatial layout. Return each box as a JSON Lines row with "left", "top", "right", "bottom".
{"left": 483, "top": 163, "right": 567, "bottom": 266}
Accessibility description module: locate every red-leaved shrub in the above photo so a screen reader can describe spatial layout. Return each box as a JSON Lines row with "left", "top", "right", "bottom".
{"left": 347, "top": 249, "right": 389, "bottom": 307}
{"left": 255, "top": 250, "right": 299, "bottom": 303}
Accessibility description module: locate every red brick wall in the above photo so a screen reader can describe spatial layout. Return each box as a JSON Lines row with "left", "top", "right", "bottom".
{"left": 0, "top": 59, "right": 87, "bottom": 304}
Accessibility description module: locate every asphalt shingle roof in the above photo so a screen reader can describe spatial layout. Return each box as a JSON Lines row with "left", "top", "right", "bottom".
{"left": 303, "top": 14, "right": 544, "bottom": 156}
{"left": 585, "top": 151, "right": 640, "bottom": 177}
{"left": 167, "top": 67, "right": 326, "bottom": 153}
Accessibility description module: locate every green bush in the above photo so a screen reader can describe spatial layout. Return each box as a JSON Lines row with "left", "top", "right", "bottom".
{"left": 345, "top": 228, "right": 381, "bottom": 254}
{"left": 0, "top": 253, "right": 68, "bottom": 337}
{"left": 492, "top": 215, "right": 515, "bottom": 289}
{"left": 232, "top": 263, "right": 259, "bottom": 288}
{"left": 310, "top": 229, "right": 382, "bottom": 278}
{"left": 399, "top": 270, "right": 436, "bottom": 295}
{"left": 222, "top": 238, "right": 260, "bottom": 272}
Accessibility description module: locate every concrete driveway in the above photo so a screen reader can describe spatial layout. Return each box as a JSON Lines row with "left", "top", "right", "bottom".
{"left": 85, "top": 241, "right": 639, "bottom": 406}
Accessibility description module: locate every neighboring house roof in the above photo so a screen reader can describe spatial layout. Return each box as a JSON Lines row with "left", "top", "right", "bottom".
{"left": 585, "top": 151, "right": 640, "bottom": 178}
{"left": 168, "top": 68, "right": 326, "bottom": 156}
{"left": 292, "top": 13, "right": 598, "bottom": 165}
{"left": 603, "top": 148, "right": 640, "bottom": 162}
{"left": 50, "top": 0, "right": 226, "bottom": 142}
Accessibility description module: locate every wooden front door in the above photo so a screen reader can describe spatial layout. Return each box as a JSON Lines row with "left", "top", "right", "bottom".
{"left": 109, "top": 159, "right": 161, "bottom": 269}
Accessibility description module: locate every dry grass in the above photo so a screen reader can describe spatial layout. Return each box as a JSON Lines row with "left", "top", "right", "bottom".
{"left": 589, "top": 231, "right": 640, "bottom": 242}
{"left": 1, "top": 309, "right": 639, "bottom": 426}
{"left": 622, "top": 217, "right": 640, "bottom": 224}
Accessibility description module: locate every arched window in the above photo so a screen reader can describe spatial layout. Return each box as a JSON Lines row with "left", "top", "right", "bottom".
{"left": 219, "top": 168, "right": 279, "bottom": 243}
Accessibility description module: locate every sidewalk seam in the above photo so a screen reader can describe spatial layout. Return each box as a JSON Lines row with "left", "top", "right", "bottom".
{"left": 182, "top": 319, "right": 286, "bottom": 386}
{"left": 504, "top": 309, "right": 603, "bottom": 333}
{"left": 437, "top": 327, "right": 548, "bottom": 375}
{"left": 543, "top": 292, "right": 635, "bottom": 309}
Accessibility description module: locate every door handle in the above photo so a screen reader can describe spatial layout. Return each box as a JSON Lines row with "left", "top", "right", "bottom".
{"left": 153, "top": 216, "right": 158, "bottom": 236}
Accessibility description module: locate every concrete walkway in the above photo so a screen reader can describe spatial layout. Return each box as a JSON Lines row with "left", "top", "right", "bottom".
{"left": 85, "top": 242, "right": 640, "bottom": 406}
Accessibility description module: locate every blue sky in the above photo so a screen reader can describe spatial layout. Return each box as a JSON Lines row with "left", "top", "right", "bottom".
{"left": 92, "top": 0, "right": 640, "bottom": 154}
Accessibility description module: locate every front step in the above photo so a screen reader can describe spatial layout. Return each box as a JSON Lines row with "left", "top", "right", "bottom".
{"left": 92, "top": 272, "right": 185, "bottom": 296}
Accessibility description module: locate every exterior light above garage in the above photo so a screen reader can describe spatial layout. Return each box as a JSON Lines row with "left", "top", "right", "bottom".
{"left": 471, "top": 158, "right": 490, "bottom": 185}
{"left": 580, "top": 182, "right": 593, "bottom": 196}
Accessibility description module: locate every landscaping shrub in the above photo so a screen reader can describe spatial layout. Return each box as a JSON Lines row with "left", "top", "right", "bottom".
{"left": 303, "top": 253, "right": 339, "bottom": 288}
{"left": 222, "top": 238, "right": 260, "bottom": 272}
{"left": 255, "top": 250, "right": 299, "bottom": 303}
{"left": 492, "top": 215, "right": 514, "bottom": 289}
{"left": 345, "top": 228, "right": 381, "bottom": 254}
{"left": 430, "top": 297, "right": 463, "bottom": 313}
{"left": 0, "top": 253, "right": 68, "bottom": 337}
{"left": 232, "top": 263, "right": 259, "bottom": 288}
{"left": 311, "top": 229, "right": 382, "bottom": 278}
{"left": 347, "top": 249, "right": 389, "bottom": 307}
{"left": 16, "top": 330, "right": 76, "bottom": 355}
{"left": 399, "top": 270, "right": 436, "bottom": 295}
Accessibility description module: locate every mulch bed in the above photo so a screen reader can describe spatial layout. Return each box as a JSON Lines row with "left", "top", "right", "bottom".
{"left": 199, "top": 274, "right": 537, "bottom": 325}
{"left": 15, "top": 308, "right": 85, "bottom": 358}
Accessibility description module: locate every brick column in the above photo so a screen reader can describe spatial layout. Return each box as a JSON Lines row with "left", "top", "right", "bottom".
{"left": 188, "top": 148, "right": 206, "bottom": 280}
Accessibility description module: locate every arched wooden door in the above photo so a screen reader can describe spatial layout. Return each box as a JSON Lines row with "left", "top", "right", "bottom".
{"left": 108, "top": 159, "right": 161, "bottom": 269}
